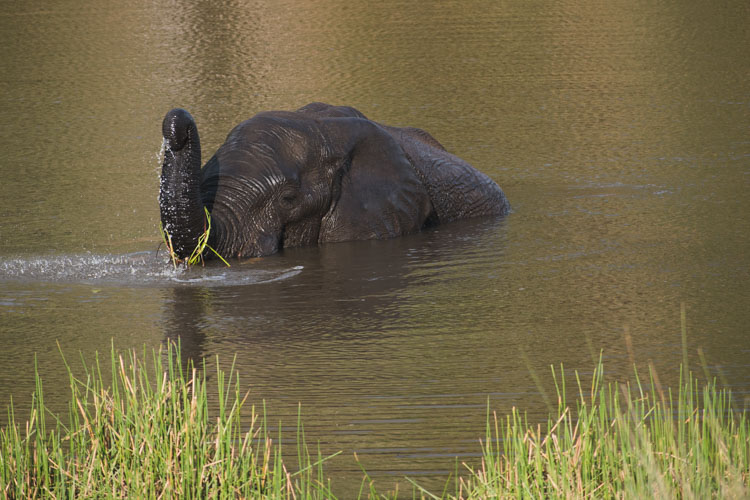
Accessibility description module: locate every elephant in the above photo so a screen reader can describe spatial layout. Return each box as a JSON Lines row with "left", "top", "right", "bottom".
{"left": 159, "top": 102, "right": 509, "bottom": 260}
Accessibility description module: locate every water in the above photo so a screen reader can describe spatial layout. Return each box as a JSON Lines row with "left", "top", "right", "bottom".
{"left": 1, "top": 0, "right": 749, "bottom": 495}
{"left": 0, "top": 252, "right": 304, "bottom": 286}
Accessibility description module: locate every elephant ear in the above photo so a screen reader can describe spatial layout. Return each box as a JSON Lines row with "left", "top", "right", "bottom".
{"left": 318, "top": 120, "right": 433, "bottom": 243}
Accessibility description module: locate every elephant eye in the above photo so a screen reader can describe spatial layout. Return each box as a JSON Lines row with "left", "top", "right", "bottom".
{"left": 278, "top": 189, "right": 298, "bottom": 210}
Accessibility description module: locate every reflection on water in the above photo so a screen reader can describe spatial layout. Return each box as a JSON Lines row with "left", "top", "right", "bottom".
{"left": 1, "top": 0, "right": 749, "bottom": 495}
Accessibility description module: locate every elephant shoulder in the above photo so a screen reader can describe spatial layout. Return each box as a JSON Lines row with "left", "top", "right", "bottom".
{"left": 296, "top": 102, "right": 368, "bottom": 120}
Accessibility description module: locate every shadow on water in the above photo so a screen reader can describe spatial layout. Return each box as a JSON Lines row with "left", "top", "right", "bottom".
{"left": 158, "top": 216, "right": 509, "bottom": 353}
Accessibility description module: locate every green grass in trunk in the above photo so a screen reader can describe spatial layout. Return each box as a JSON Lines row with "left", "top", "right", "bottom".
{"left": 160, "top": 207, "right": 230, "bottom": 268}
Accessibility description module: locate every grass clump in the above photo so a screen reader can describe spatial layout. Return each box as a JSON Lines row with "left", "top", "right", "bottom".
{"left": 458, "top": 357, "right": 750, "bottom": 499}
{"left": 0, "top": 343, "right": 335, "bottom": 499}
{"left": 1, "top": 344, "right": 747, "bottom": 499}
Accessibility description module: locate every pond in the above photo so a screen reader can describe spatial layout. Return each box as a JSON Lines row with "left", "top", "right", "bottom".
{"left": 1, "top": 0, "right": 748, "bottom": 495}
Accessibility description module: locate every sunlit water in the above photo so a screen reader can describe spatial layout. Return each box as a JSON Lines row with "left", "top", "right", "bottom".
{"left": 0, "top": 252, "right": 303, "bottom": 286}
{"left": 1, "top": 0, "right": 749, "bottom": 496}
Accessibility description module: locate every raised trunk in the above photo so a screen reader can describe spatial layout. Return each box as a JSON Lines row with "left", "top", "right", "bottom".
{"left": 159, "top": 108, "right": 206, "bottom": 259}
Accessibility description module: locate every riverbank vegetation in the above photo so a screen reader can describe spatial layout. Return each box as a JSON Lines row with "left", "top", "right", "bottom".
{"left": 1, "top": 343, "right": 747, "bottom": 498}
{"left": 454, "top": 360, "right": 748, "bottom": 499}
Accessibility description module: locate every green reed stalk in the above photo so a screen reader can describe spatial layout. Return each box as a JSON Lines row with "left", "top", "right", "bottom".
{"left": 459, "top": 355, "right": 749, "bottom": 499}
{"left": 1, "top": 343, "right": 747, "bottom": 498}
{"left": 0, "top": 342, "right": 333, "bottom": 499}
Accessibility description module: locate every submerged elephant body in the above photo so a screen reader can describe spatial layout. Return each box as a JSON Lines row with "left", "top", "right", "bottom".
{"left": 160, "top": 102, "right": 509, "bottom": 260}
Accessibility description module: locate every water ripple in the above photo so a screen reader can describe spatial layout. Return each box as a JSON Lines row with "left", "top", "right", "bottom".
{"left": 0, "top": 252, "right": 303, "bottom": 287}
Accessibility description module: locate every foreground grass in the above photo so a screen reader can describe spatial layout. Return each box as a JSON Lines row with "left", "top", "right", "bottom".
{"left": 1, "top": 344, "right": 336, "bottom": 498}
{"left": 456, "top": 360, "right": 749, "bottom": 499}
{"left": 1, "top": 344, "right": 748, "bottom": 499}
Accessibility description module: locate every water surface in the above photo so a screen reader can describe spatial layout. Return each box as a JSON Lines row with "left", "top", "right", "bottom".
{"left": 1, "top": 0, "right": 749, "bottom": 495}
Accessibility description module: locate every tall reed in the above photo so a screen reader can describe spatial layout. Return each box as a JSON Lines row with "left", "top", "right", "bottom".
{"left": 457, "top": 356, "right": 749, "bottom": 499}
{"left": 1, "top": 344, "right": 747, "bottom": 498}
{"left": 0, "top": 342, "right": 335, "bottom": 499}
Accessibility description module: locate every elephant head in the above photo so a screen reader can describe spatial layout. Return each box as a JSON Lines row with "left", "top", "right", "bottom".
{"left": 159, "top": 103, "right": 508, "bottom": 261}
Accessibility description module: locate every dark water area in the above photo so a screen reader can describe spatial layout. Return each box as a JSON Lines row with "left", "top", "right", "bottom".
{"left": 1, "top": 0, "right": 749, "bottom": 495}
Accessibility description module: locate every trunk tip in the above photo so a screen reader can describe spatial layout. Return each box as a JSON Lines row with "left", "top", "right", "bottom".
{"left": 162, "top": 108, "right": 196, "bottom": 151}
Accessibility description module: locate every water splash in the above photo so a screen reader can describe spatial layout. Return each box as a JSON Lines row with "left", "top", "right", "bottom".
{"left": 0, "top": 252, "right": 303, "bottom": 287}
{"left": 156, "top": 138, "right": 166, "bottom": 167}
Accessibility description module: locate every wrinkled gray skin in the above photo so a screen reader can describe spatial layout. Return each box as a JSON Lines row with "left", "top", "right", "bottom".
{"left": 160, "top": 102, "right": 509, "bottom": 260}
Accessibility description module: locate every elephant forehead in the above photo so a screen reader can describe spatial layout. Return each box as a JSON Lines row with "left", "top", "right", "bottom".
{"left": 213, "top": 141, "right": 298, "bottom": 182}
{"left": 232, "top": 114, "right": 314, "bottom": 162}
{"left": 264, "top": 125, "right": 308, "bottom": 164}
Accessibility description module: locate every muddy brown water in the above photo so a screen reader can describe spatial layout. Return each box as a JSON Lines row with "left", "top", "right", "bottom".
{"left": 1, "top": 0, "right": 749, "bottom": 495}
